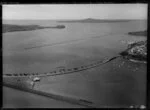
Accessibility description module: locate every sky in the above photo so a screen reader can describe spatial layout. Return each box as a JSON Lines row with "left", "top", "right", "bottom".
{"left": 2, "top": 4, "right": 147, "bottom": 20}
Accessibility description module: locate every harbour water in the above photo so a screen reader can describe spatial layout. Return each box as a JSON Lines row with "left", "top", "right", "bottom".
{"left": 3, "top": 20, "right": 147, "bottom": 108}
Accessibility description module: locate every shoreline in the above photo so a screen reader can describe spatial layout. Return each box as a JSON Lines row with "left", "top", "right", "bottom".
{"left": 3, "top": 82, "right": 94, "bottom": 108}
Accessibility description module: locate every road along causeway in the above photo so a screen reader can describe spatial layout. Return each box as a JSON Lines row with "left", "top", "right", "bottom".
{"left": 3, "top": 55, "right": 121, "bottom": 78}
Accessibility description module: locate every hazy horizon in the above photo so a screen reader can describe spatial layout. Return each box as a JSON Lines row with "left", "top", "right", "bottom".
{"left": 3, "top": 4, "right": 147, "bottom": 20}
{"left": 3, "top": 18, "right": 147, "bottom": 20}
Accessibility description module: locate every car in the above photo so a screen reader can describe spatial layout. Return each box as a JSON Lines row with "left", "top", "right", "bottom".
{"left": 33, "top": 77, "right": 40, "bottom": 82}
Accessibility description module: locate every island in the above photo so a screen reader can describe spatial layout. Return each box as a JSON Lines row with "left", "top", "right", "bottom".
{"left": 58, "top": 18, "right": 132, "bottom": 23}
{"left": 128, "top": 30, "right": 147, "bottom": 36}
{"left": 3, "top": 24, "right": 65, "bottom": 33}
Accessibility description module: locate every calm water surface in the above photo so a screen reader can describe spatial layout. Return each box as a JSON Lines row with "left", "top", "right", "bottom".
{"left": 3, "top": 20, "right": 147, "bottom": 108}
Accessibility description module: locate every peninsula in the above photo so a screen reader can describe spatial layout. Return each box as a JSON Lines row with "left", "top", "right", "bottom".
{"left": 120, "top": 40, "right": 147, "bottom": 62}
{"left": 120, "top": 29, "right": 147, "bottom": 62}
{"left": 3, "top": 24, "right": 65, "bottom": 33}
{"left": 128, "top": 30, "right": 147, "bottom": 36}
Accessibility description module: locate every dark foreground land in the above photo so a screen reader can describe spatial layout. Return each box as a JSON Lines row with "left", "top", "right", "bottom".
{"left": 3, "top": 24, "right": 65, "bottom": 33}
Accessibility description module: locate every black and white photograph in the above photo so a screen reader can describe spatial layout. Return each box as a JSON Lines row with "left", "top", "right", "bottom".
{"left": 2, "top": 4, "right": 147, "bottom": 108}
